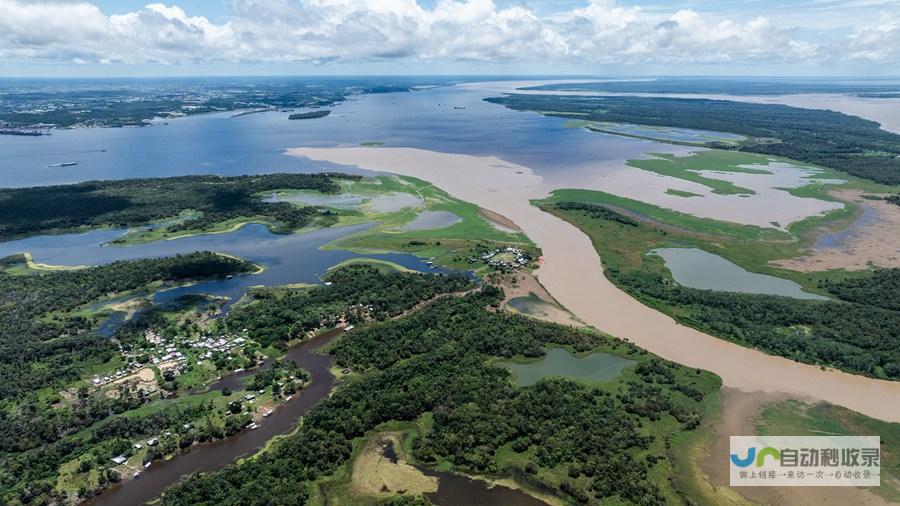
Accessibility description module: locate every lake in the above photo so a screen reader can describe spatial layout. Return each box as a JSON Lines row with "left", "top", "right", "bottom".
{"left": 500, "top": 348, "right": 634, "bottom": 387}
{"left": 0, "top": 222, "right": 459, "bottom": 313}
{"left": 399, "top": 210, "right": 463, "bottom": 231}
{"left": 651, "top": 247, "right": 828, "bottom": 300}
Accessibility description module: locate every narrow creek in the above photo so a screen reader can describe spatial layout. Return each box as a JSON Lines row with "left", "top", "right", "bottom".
{"left": 86, "top": 329, "right": 341, "bottom": 506}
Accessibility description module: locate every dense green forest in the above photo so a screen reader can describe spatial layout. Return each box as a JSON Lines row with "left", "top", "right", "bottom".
{"left": 159, "top": 287, "right": 718, "bottom": 506}
{"left": 288, "top": 110, "right": 331, "bottom": 120}
{"left": 226, "top": 265, "right": 473, "bottom": 348}
{"left": 0, "top": 173, "right": 359, "bottom": 241}
{"left": 523, "top": 79, "right": 900, "bottom": 96}
{"left": 487, "top": 94, "right": 900, "bottom": 185}
{"left": 0, "top": 264, "right": 472, "bottom": 504}
{"left": 0, "top": 252, "right": 253, "bottom": 401}
{"left": 553, "top": 202, "right": 639, "bottom": 227}
{"left": 547, "top": 202, "right": 900, "bottom": 380}
{"left": 823, "top": 269, "right": 900, "bottom": 312}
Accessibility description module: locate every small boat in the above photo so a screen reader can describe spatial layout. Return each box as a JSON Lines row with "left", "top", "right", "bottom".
{"left": 48, "top": 162, "right": 77, "bottom": 167}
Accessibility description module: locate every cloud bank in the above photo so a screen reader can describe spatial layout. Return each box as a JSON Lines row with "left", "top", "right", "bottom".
{"left": 0, "top": 0, "right": 897, "bottom": 68}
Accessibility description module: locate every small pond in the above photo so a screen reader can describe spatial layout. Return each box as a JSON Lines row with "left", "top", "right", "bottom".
{"left": 399, "top": 210, "right": 462, "bottom": 231}
{"left": 507, "top": 294, "right": 555, "bottom": 316}
{"left": 500, "top": 348, "right": 634, "bottom": 387}
{"left": 650, "top": 247, "right": 828, "bottom": 300}
{"left": 425, "top": 470, "right": 549, "bottom": 506}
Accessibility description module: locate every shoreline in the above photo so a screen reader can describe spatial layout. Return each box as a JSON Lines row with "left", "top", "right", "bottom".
{"left": 287, "top": 146, "right": 900, "bottom": 423}
{"left": 461, "top": 81, "right": 900, "bottom": 135}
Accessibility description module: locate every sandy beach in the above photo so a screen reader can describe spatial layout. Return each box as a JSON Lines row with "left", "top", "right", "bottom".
{"left": 288, "top": 146, "right": 900, "bottom": 422}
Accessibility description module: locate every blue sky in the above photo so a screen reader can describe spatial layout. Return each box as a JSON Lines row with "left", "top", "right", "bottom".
{"left": 1, "top": 0, "right": 898, "bottom": 77}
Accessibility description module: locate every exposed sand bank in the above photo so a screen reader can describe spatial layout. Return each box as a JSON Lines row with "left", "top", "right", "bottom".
{"left": 773, "top": 190, "right": 900, "bottom": 271}
{"left": 699, "top": 389, "right": 889, "bottom": 506}
{"left": 479, "top": 207, "right": 522, "bottom": 232}
{"left": 494, "top": 271, "right": 582, "bottom": 327}
{"left": 287, "top": 146, "right": 900, "bottom": 422}
{"left": 351, "top": 432, "right": 438, "bottom": 498}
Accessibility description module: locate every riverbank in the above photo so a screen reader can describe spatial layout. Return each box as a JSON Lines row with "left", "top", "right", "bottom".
{"left": 696, "top": 389, "right": 893, "bottom": 506}
{"left": 288, "top": 146, "right": 900, "bottom": 422}
{"left": 86, "top": 329, "right": 341, "bottom": 506}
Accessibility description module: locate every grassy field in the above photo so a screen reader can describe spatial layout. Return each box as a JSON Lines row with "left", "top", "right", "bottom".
{"left": 539, "top": 179, "right": 887, "bottom": 289}
{"left": 541, "top": 188, "right": 787, "bottom": 242}
{"left": 627, "top": 150, "right": 778, "bottom": 196}
{"left": 321, "top": 176, "right": 535, "bottom": 273}
{"left": 565, "top": 120, "right": 747, "bottom": 148}
{"left": 757, "top": 400, "right": 900, "bottom": 503}
{"left": 665, "top": 188, "right": 703, "bottom": 198}
{"left": 325, "top": 258, "right": 417, "bottom": 274}
{"left": 311, "top": 420, "right": 434, "bottom": 506}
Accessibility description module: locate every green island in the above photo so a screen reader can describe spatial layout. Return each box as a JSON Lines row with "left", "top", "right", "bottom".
{"left": 539, "top": 199, "right": 900, "bottom": 380}
{"left": 0, "top": 173, "right": 355, "bottom": 243}
{"left": 288, "top": 110, "right": 331, "bottom": 120}
{"left": 488, "top": 94, "right": 900, "bottom": 185}
{"left": 625, "top": 150, "right": 776, "bottom": 196}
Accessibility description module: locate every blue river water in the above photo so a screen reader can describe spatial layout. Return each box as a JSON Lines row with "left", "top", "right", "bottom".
{"left": 0, "top": 222, "right": 456, "bottom": 311}
{"left": 0, "top": 82, "right": 677, "bottom": 328}
{"left": 0, "top": 84, "right": 675, "bottom": 188}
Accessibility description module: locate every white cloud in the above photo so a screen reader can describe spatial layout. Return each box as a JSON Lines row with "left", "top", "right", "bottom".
{"left": 0, "top": 0, "right": 895, "bottom": 67}
{"left": 843, "top": 11, "right": 900, "bottom": 61}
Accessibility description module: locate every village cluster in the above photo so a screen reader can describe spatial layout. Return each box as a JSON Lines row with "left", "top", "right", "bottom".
{"left": 471, "top": 246, "right": 531, "bottom": 271}
{"left": 89, "top": 329, "right": 251, "bottom": 391}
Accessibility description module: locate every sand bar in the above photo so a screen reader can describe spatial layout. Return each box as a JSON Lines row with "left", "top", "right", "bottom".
{"left": 289, "top": 146, "right": 900, "bottom": 422}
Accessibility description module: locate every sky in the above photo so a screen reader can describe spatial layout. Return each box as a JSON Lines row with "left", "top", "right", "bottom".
{"left": 1, "top": 0, "right": 898, "bottom": 77}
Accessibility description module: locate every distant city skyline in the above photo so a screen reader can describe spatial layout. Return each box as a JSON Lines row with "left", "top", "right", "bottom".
{"left": 1, "top": 0, "right": 899, "bottom": 77}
